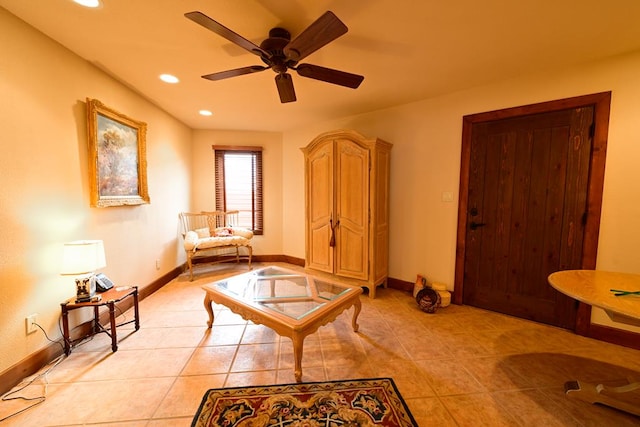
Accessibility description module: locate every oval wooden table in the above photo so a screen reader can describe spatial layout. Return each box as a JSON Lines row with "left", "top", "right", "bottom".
{"left": 548, "top": 270, "right": 640, "bottom": 416}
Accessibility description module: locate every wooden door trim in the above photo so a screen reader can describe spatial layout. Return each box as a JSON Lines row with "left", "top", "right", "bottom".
{"left": 453, "top": 92, "right": 611, "bottom": 335}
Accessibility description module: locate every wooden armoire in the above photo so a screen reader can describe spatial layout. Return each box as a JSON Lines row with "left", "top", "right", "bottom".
{"left": 302, "top": 130, "right": 392, "bottom": 298}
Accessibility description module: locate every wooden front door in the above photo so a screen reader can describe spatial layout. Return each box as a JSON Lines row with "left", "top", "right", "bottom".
{"left": 454, "top": 93, "right": 611, "bottom": 331}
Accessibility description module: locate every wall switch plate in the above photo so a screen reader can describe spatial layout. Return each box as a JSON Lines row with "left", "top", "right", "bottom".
{"left": 441, "top": 191, "right": 454, "bottom": 202}
{"left": 26, "top": 314, "right": 38, "bottom": 334}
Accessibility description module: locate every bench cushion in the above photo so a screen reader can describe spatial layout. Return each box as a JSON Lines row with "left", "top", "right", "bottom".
{"left": 184, "top": 227, "right": 253, "bottom": 251}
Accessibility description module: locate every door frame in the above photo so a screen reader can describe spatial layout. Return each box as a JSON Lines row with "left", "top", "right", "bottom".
{"left": 453, "top": 92, "right": 611, "bottom": 335}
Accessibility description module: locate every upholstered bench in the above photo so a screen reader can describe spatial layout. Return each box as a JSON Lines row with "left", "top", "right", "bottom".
{"left": 179, "top": 211, "right": 253, "bottom": 280}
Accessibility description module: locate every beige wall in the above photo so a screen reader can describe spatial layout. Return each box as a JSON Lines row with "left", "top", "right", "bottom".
{"left": 190, "top": 129, "right": 284, "bottom": 255}
{"left": 0, "top": 9, "right": 193, "bottom": 373}
{"left": 282, "top": 51, "right": 640, "bottom": 333}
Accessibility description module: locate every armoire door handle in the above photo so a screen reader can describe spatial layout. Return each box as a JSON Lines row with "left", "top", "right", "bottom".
{"left": 329, "top": 218, "right": 340, "bottom": 247}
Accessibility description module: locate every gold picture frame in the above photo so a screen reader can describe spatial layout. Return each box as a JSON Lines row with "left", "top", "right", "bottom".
{"left": 87, "top": 98, "right": 149, "bottom": 207}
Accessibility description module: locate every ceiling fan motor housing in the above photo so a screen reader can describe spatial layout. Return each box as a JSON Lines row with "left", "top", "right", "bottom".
{"left": 260, "top": 28, "right": 297, "bottom": 72}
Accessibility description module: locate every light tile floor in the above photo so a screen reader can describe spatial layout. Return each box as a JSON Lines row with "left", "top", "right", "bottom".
{"left": 2, "top": 262, "right": 639, "bottom": 426}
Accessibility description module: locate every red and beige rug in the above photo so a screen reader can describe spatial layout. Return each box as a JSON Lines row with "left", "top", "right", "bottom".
{"left": 192, "top": 377, "right": 417, "bottom": 427}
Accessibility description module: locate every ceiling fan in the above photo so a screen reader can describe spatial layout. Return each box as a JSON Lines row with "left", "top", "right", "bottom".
{"left": 184, "top": 10, "right": 364, "bottom": 103}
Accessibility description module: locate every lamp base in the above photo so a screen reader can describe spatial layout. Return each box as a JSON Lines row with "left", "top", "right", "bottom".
{"left": 75, "top": 274, "right": 97, "bottom": 302}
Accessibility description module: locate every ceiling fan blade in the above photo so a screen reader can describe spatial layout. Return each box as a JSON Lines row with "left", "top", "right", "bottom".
{"left": 296, "top": 64, "right": 364, "bottom": 88}
{"left": 283, "top": 11, "right": 348, "bottom": 62}
{"left": 275, "top": 73, "right": 296, "bottom": 103}
{"left": 185, "top": 11, "right": 271, "bottom": 58}
{"left": 202, "top": 66, "right": 268, "bottom": 81}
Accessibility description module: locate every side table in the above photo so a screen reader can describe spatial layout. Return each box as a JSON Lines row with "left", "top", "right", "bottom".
{"left": 60, "top": 286, "right": 140, "bottom": 355}
{"left": 548, "top": 270, "right": 640, "bottom": 416}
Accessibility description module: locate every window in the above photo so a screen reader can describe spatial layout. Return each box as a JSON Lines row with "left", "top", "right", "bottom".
{"left": 213, "top": 146, "right": 263, "bottom": 235}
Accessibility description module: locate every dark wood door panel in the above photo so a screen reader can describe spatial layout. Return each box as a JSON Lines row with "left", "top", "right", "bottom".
{"left": 462, "top": 106, "right": 594, "bottom": 328}
{"left": 455, "top": 92, "right": 611, "bottom": 335}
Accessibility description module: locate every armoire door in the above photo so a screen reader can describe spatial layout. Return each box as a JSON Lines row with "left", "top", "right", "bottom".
{"left": 306, "top": 141, "right": 334, "bottom": 273}
{"left": 335, "top": 138, "right": 369, "bottom": 280}
{"left": 304, "top": 129, "right": 392, "bottom": 298}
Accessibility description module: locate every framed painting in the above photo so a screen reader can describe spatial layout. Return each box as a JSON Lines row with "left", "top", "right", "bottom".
{"left": 86, "top": 98, "right": 149, "bottom": 207}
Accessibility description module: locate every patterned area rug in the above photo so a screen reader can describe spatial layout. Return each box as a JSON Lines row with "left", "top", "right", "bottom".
{"left": 192, "top": 378, "right": 417, "bottom": 427}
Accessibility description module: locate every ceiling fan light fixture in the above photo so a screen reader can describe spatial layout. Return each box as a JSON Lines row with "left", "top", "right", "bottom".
{"left": 72, "top": 0, "right": 101, "bottom": 8}
{"left": 159, "top": 74, "right": 179, "bottom": 84}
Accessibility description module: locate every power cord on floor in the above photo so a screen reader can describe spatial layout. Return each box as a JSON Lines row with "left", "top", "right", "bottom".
{"left": 0, "top": 323, "right": 66, "bottom": 422}
{"left": 1, "top": 304, "right": 131, "bottom": 421}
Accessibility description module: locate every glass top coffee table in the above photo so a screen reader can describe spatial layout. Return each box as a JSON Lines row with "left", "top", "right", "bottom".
{"left": 202, "top": 266, "right": 362, "bottom": 382}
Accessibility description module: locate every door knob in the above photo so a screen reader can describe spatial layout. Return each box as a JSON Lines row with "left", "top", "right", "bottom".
{"left": 470, "top": 221, "right": 486, "bottom": 230}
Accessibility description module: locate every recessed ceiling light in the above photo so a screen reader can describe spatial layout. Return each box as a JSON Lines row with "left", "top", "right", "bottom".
{"left": 159, "top": 74, "right": 179, "bottom": 84}
{"left": 73, "top": 0, "right": 101, "bottom": 8}
{"left": 199, "top": 110, "right": 213, "bottom": 116}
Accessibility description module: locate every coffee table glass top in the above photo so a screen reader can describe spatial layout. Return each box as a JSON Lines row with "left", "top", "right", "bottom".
{"left": 210, "top": 267, "right": 355, "bottom": 320}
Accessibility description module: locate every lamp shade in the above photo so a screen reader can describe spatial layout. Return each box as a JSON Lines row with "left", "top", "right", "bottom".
{"left": 60, "top": 240, "right": 106, "bottom": 275}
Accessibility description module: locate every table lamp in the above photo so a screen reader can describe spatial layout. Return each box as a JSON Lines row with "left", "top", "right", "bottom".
{"left": 61, "top": 240, "right": 106, "bottom": 302}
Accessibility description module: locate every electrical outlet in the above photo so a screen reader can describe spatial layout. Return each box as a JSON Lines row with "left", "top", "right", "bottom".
{"left": 25, "top": 314, "right": 38, "bottom": 334}
{"left": 155, "top": 259, "right": 160, "bottom": 270}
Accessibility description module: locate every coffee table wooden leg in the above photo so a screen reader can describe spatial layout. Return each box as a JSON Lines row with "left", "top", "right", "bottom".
{"left": 292, "top": 334, "right": 304, "bottom": 383}
{"left": 204, "top": 293, "right": 214, "bottom": 328}
{"left": 351, "top": 299, "right": 362, "bottom": 332}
